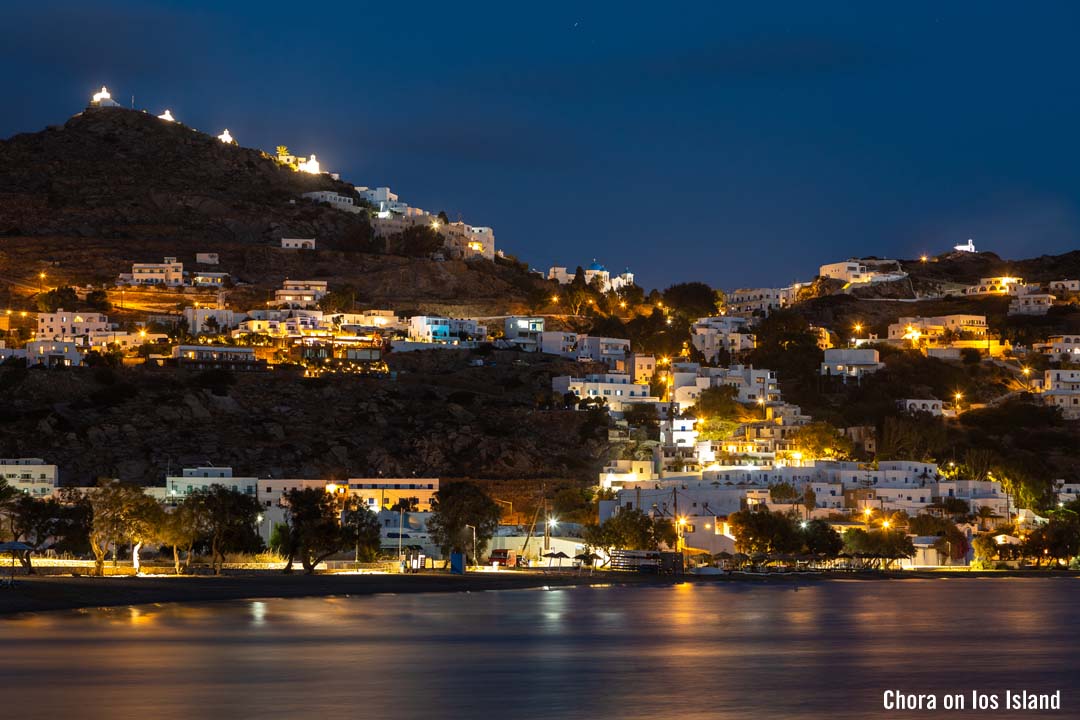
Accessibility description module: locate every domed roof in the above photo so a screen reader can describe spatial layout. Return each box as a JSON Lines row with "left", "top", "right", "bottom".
{"left": 588, "top": 259, "right": 606, "bottom": 271}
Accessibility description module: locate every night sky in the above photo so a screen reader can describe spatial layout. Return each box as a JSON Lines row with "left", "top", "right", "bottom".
{"left": 4, "top": 2, "right": 1080, "bottom": 290}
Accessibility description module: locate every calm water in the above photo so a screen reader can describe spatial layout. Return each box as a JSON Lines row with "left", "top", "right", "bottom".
{"left": 1, "top": 579, "right": 1077, "bottom": 719}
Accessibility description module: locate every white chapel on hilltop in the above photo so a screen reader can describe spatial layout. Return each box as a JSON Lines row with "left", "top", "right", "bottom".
{"left": 953, "top": 238, "right": 976, "bottom": 253}
{"left": 89, "top": 86, "right": 121, "bottom": 108}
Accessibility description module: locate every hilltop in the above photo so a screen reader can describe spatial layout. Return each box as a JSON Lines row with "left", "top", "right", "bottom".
{"left": 0, "top": 107, "right": 546, "bottom": 313}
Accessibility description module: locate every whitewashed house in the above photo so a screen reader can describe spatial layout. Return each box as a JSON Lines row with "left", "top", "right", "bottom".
{"left": 1008, "top": 293, "right": 1055, "bottom": 316}
{"left": 503, "top": 316, "right": 544, "bottom": 351}
{"left": 691, "top": 316, "right": 755, "bottom": 362}
{"left": 302, "top": 191, "right": 364, "bottom": 214}
{"left": 0, "top": 458, "right": 58, "bottom": 497}
{"left": 120, "top": 257, "right": 184, "bottom": 286}
{"left": 281, "top": 238, "right": 316, "bottom": 250}
{"left": 553, "top": 373, "right": 651, "bottom": 410}
{"left": 37, "top": 309, "right": 110, "bottom": 344}
{"left": 820, "top": 348, "right": 883, "bottom": 382}
{"left": 166, "top": 467, "right": 259, "bottom": 500}
{"left": 898, "top": 398, "right": 943, "bottom": 416}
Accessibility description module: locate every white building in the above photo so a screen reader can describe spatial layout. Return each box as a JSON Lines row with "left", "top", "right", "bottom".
{"left": 819, "top": 260, "right": 905, "bottom": 285}
{"left": 547, "top": 261, "right": 634, "bottom": 293}
{"left": 888, "top": 315, "right": 987, "bottom": 342}
{"left": 195, "top": 253, "right": 219, "bottom": 265}
{"left": 953, "top": 239, "right": 977, "bottom": 253}
{"left": 192, "top": 272, "right": 229, "bottom": 287}
{"left": 691, "top": 316, "right": 755, "bottom": 362}
{"left": 1049, "top": 280, "right": 1079, "bottom": 293}
{"left": 408, "top": 316, "right": 487, "bottom": 343}
{"left": 37, "top": 309, "right": 110, "bottom": 344}
{"left": 326, "top": 310, "right": 401, "bottom": 331}
{"left": 963, "top": 276, "right": 1024, "bottom": 296}
{"left": 356, "top": 186, "right": 404, "bottom": 211}
{"left": 275, "top": 279, "right": 329, "bottom": 308}
{"left": 89, "top": 86, "right": 121, "bottom": 108}
{"left": 1034, "top": 335, "right": 1080, "bottom": 362}
{"left": 553, "top": 373, "right": 652, "bottom": 410}
{"left": 820, "top": 348, "right": 883, "bottom": 382}
{"left": 25, "top": 340, "right": 82, "bottom": 367}
{"left": 183, "top": 308, "right": 240, "bottom": 334}
{"left": 172, "top": 345, "right": 262, "bottom": 370}
{"left": 1008, "top": 293, "right": 1055, "bottom": 316}
{"left": 898, "top": 398, "right": 943, "bottom": 416}
{"left": 345, "top": 478, "right": 440, "bottom": 512}
{"left": 629, "top": 354, "right": 656, "bottom": 384}
{"left": 442, "top": 222, "right": 497, "bottom": 261}
{"left": 166, "top": 466, "right": 259, "bottom": 500}
{"left": 503, "top": 317, "right": 544, "bottom": 351}
{"left": 121, "top": 257, "right": 184, "bottom": 286}
{"left": 281, "top": 238, "right": 316, "bottom": 250}
{"left": 695, "top": 364, "right": 780, "bottom": 404}
{"left": 725, "top": 286, "right": 799, "bottom": 318}
{"left": 1043, "top": 369, "right": 1080, "bottom": 419}
{"left": 302, "top": 191, "right": 364, "bottom": 214}
{"left": 538, "top": 331, "right": 630, "bottom": 369}
{"left": 0, "top": 458, "right": 58, "bottom": 497}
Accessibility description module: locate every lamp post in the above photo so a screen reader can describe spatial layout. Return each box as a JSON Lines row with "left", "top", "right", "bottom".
{"left": 398, "top": 506, "right": 405, "bottom": 568}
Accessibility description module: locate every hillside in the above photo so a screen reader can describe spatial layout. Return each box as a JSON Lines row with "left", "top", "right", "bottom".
{"left": 0, "top": 350, "right": 610, "bottom": 485}
{"left": 0, "top": 107, "right": 546, "bottom": 313}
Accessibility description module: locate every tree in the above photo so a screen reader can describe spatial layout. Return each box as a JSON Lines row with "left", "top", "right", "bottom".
{"left": 769, "top": 482, "right": 799, "bottom": 504}
{"left": 0, "top": 478, "right": 18, "bottom": 541}
{"left": 9, "top": 496, "right": 64, "bottom": 572}
{"left": 661, "top": 282, "right": 721, "bottom": 319}
{"left": 389, "top": 497, "right": 420, "bottom": 513}
{"left": 790, "top": 422, "right": 854, "bottom": 460}
{"left": 803, "top": 486, "right": 818, "bottom": 517}
{"left": 282, "top": 488, "right": 347, "bottom": 574}
{"left": 801, "top": 519, "right": 842, "bottom": 557}
{"left": 35, "top": 286, "right": 79, "bottom": 313}
{"left": 88, "top": 481, "right": 160, "bottom": 576}
{"left": 688, "top": 386, "right": 741, "bottom": 420}
{"left": 427, "top": 481, "right": 502, "bottom": 563}
{"left": 623, "top": 403, "right": 659, "bottom": 430}
{"left": 86, "top": 289, "right": 112, "bottom": 311}
{"left": 341, "top": 498, "right": 381, "bottom": 562}
{"left": 727, "top": 509, "right": 800, "bottom": 555}
{"left": 583, "top": 509, "right": 677, "bottom": 557}
{"left": 841, "top": 528, "right": 915, "bottom": 569}
{"left": 187, "top": 485, "right": 262, "bottom": 574}
{"left": 157, "top": 501, "right": 200, "bottom": 574}
{"left": 1023, "top": 515, "right": 1080, "bottom": 566}
{"left": 972, "top": 534, "right": 998, "bottom": 564}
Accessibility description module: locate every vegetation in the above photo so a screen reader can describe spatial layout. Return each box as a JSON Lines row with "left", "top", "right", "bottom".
{"left": 582, "top": 509, "right": 677, "bottom": 556}
{"left": 427, "top": 481, "right": 502, "bottom": 563}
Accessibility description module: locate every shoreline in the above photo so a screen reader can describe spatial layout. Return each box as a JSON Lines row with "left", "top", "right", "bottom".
{"left": 0, "top": 569, "right": 1077, "bottom": 617}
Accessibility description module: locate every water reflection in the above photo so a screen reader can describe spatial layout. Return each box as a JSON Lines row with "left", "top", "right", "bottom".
{"left": 0, "top": 580, "right": 1077, "bottom": 719}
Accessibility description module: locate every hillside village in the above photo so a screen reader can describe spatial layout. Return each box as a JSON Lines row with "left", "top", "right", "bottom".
{"left": 4, "top": 86, "right": 1080, "bottom": 569}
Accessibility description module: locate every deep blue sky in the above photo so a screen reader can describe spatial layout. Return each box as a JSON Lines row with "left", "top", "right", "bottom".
{"left": 3, "top": 2, "right": 1080, "bottom": 290}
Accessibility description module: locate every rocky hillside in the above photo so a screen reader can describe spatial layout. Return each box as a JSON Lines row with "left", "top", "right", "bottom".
{"left": 0, "top": 107, "right": 547, "bottom": 313}
{"left": 0, "top": 350, "right": 610, "bottom": 485}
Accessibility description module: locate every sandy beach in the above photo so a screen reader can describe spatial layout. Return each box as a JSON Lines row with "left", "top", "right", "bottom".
{"left": 2, "top": 568, "right": 1076, "bottom": 616}
{"left": 0, "top": 571, "right": 672, "bottom": 616}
